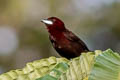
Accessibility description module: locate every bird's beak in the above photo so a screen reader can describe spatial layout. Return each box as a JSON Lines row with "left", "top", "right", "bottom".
{"left": 41, "top": 19, "right": 53, "bottom": 25}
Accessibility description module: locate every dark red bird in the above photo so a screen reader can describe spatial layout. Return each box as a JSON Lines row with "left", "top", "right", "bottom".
{"left": 41, "top": 17, "right": 89, "bottom": 59}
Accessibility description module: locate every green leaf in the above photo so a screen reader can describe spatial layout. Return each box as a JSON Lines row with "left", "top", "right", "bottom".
{"left": 36, "top": 75, "right": 57, "bottom": 80}
{"left": 37, "top": 62, "right": 69, "bottom": 80}
{"left": 88, "top": 49, "right": 120, "bottom": 80}
{"left": 64, "top": 51, "right": 97, "bottom": 80}
{"left": 54, "top": 62, "right": 69, "bottom": 73}
{"left": 0, "top": 57, "right": 69, "bottom": 80}
{"left": 0, "top": 50, "right": 102, "bottom": 80}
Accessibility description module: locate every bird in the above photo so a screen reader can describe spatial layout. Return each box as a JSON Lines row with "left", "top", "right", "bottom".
{"left": 41, "top": 17, "right": 89, "bottom": 59}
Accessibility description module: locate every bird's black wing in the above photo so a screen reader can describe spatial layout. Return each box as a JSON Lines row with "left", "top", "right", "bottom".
{"left": 63, "top": 30, "right": 80, "bottom": 41}
{"left": 63, "top": 30, "right": 89, "bottom": 51}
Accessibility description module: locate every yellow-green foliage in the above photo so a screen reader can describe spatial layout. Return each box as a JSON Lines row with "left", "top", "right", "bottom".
{"left": 0, "top": 50, "right": 102, "bottom": 80}
{"left": 0, "top": 57, "right": 69, "bottom": 80}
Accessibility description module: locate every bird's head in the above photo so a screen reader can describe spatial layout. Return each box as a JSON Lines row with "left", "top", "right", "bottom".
{"left": 41, "top": 17, "right": 65, "bottom": 32}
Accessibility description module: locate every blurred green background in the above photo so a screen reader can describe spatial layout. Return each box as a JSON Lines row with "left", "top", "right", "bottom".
{"left": 0, "top": 0, "right": 120, "bottom": 74}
